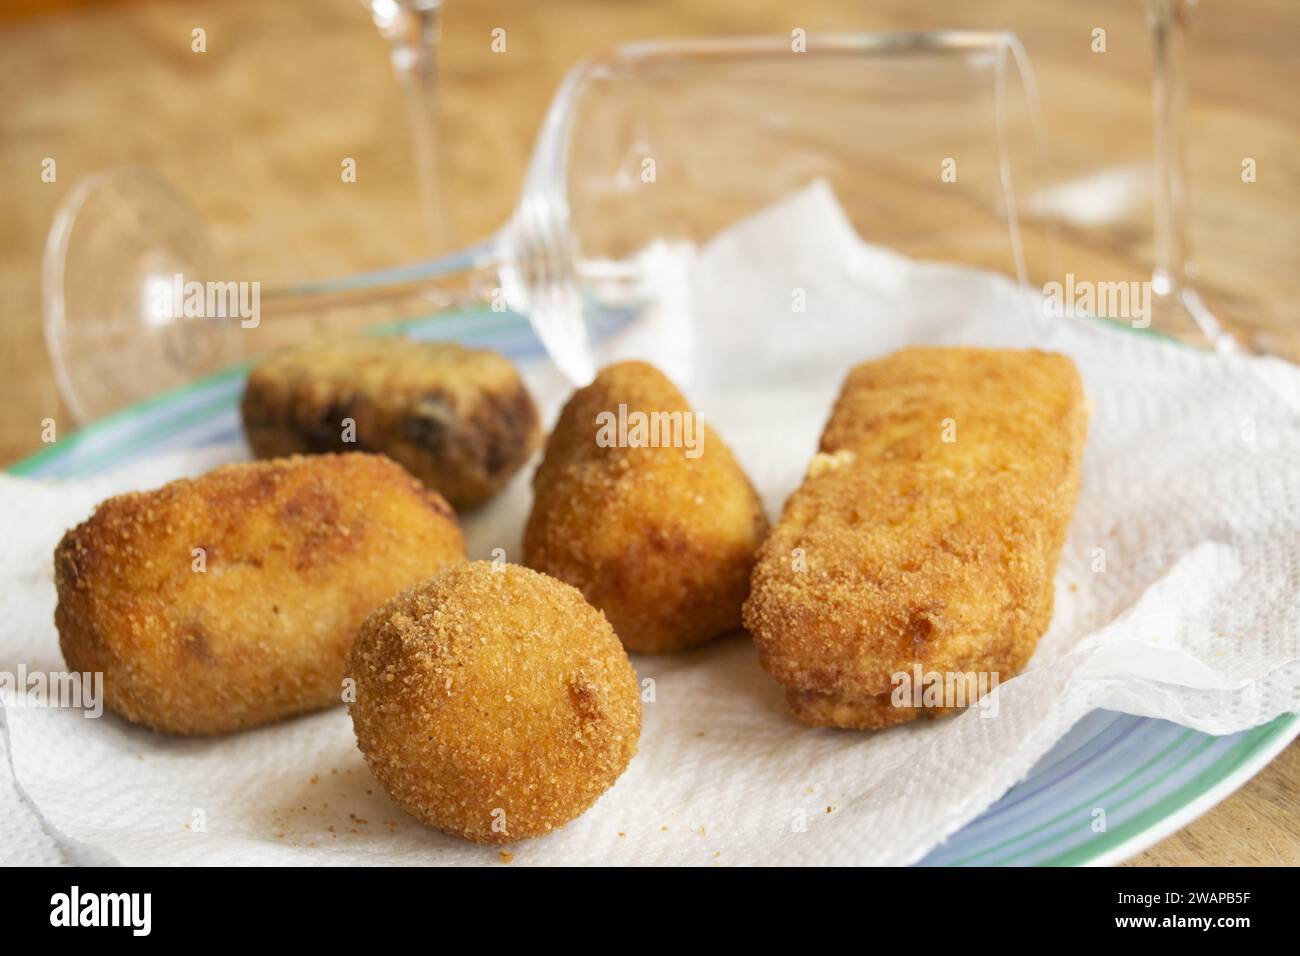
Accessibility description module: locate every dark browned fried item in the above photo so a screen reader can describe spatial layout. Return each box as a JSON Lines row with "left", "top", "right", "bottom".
{"left": 54, "top": 453, "right": 465, "bottom": 734}
{"left": 523, "top": 361, "right": 769, "bottom": 653}
{"left": 348, "top": 562, "right": 640, "bottom": 843}
{"left": 743, "top": 347, "right": 1088, "bottom": 730}
{"left": 241, "top": 337, "right": 541, "bottom": 509}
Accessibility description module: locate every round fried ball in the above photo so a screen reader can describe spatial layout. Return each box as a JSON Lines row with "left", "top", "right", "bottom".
{"left": 347, "top": 562, "right": 641, "bottom": 843}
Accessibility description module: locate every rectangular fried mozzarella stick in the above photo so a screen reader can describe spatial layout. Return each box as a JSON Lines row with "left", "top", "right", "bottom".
{"left": 743, "top": 347, "right": 1088, "bottom": 729}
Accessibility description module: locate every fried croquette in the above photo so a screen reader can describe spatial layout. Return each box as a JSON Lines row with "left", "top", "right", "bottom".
{"left": 743, "top": 347, "right": 1088, "bottom": 729}
{"left": 54, "top": 453, "right": 465, "bottom": 734}
{"left": 347, "top": 562, "right": 641, "bottom": 843}
{"left": 523, "top": 361, "right": 769, "bottom": 653}
{"left": 241, "top": 337, "right": 541, "bottom": 509}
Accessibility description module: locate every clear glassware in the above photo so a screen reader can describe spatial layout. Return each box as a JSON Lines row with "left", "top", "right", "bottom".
{"left": 44, "top": 32, "right": 1054, "bottom": 422}
{"left": 360, "top": 0, "right": 455, "bottom": 254}
{"left": 1144, "top": 0, "right": 1235, "bottom": 351}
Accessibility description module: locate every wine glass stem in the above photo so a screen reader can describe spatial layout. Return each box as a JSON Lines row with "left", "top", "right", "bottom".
{"left": 378, "top": 1, "right": 455, "bottom": 254}
{"left": 1146, "top": 0, "right": 1190, "bottom": 296}
{"left": 261, "top": 235, "right": 502, "bottom": 330}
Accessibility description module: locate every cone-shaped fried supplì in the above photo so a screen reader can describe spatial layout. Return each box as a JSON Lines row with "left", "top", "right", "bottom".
{"left": 525, "top": 361, "right": 769, "bottom": 653}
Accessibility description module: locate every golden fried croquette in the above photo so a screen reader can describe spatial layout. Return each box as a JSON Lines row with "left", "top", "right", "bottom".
{"left": 241, "top": 337, "right": 541, "bottom": 509}
{"left": 523, "top": 361, "right": 768, "bottom": 653}
{"left": 744, "top": 347, "right": 1088, "bottom": 729}
{"left": 347, "top": 562, "right": 640, "bottom": 843}
{"left": 54, "top": 453, "right": 465, "bottom": 734}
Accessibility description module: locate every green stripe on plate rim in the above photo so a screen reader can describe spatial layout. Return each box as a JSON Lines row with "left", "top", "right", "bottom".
{"left": 948, "top": 728, "right": 1201, "bottom": 866}
{"left": 1040, "top": 714, "right": 1297, "bottom": 866}
{"left": 7, "top": 305, "right": 1295, "bottom": 866}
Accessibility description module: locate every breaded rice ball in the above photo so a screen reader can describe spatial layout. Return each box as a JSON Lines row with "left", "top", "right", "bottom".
{"left": 55, "top": 453, "right": 465, "bottom": 734}
{"left": 524, "top": 361, "right": 768, "bottom": 653}
{"left": 347, "top": 562, "right": 641, "bottom": 843}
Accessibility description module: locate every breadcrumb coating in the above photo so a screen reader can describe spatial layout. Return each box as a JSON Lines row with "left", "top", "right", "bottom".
{"left": 242, "top": 337, "right": 541, "bottom": 509}
{"left": 743, "top": 347, "right": 1088, "bottom": 729}
{"left": 523, "top": 361, "right": 769, "bottom": 653}
{"left": 54, "top": 453, "right": 465, "bottom": 734}
{"left": 347, "top": 562, "right": 641, "bottom": 843}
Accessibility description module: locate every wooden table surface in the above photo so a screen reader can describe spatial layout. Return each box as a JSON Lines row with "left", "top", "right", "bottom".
{"left": 1, "top": 0, "right": 1296, "bottom": 865}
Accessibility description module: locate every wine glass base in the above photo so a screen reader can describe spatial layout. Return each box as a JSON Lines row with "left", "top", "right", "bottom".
{"left": 1149, "top": 285, "right": 1240, "bottom": 355}
{"left": 43, "top": 169, "right": 242, "bottom": 423}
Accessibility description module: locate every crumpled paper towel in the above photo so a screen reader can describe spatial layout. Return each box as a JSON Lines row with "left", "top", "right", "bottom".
{"left": 3, "top": 181, "right": 1298, "bottom": 866}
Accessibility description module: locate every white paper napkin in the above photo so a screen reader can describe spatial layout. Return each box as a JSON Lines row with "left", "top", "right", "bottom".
{"left": 3, "top": 182, "right": 1298, "bottom": 866}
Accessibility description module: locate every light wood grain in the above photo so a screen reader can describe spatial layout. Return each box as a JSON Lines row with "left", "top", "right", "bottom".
{"left": 1, "top": 0, "right": 1296, "bottom": 866}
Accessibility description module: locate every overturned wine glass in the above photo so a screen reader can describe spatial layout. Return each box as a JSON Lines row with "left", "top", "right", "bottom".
{"left": 44, "top": 32, "right": 1054, "bottom": 422}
